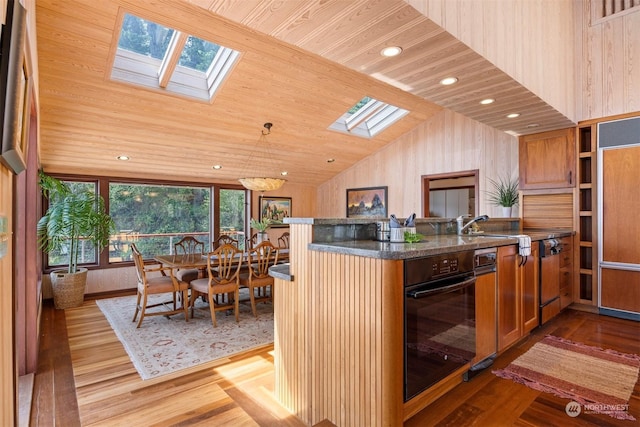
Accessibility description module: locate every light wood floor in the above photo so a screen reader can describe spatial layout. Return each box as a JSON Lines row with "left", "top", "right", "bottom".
{"left": 31, "top": 298, "right": 640, "bottom": 426}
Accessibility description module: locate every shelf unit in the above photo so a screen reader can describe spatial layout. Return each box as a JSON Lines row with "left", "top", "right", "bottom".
{"left": 576, "top": 124, "right": 597, "bottom": 305}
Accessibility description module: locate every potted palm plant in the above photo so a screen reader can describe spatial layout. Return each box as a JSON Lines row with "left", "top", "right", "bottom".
{"left": 37, "top": 171, "right": 115, "bottom": 309}
{"left": 487, "top": 176, "right": 519, "bottom": 217}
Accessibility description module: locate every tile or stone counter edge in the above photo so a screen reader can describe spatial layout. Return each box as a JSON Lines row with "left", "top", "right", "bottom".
{"left": 307, "top": 230, "right": 575, "bottom": 260}
{"left": 269, "top": 263, "right": 293, "bottom": 281}
{"left": 307, "top": 237, "right": 516, "bottom": 260}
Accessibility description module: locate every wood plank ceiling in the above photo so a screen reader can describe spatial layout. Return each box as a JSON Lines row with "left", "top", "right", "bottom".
{"left": 36, "top": 0, "right": 575, "bottom": 186}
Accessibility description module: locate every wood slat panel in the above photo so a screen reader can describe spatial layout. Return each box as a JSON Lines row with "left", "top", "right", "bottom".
{"left": 521, "top": 192, "right": 575, "bottom": 230}
{"left": 274, "top": 223, "right": 403, "bottom": 426}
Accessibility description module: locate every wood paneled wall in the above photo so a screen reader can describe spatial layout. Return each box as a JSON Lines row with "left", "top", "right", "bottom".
{"left": 317, "top": 109, "right": 519, "bottom": 219}
{"left": 408, "top": 0, "right": 577, "bottom": 123}
{"left": 274, "top": 223, "right": 404, "bottom": 426}
{"left": 576, "top": 1, "right": 640, "bottom": 121}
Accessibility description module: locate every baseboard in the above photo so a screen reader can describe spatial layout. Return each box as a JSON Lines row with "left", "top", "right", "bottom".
{"left": 18, "top": 373, "right": 34, "bottom": 427}
{"left": 598, "top": 307, "right": 640, "bottom": 321}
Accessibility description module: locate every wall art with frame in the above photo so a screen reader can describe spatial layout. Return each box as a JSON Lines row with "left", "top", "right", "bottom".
{"left": 259, "top": 196, "right": 291, "bottom": 228}
{"left": 346, "top": 186, "right": 388, "bottom": 218}
{"left": 0, "top": 0, "right": 30, "bottom": 174}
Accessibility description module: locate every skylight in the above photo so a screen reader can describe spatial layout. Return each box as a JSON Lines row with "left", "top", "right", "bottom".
{"left": 111, "top": 13, "right": 239, "bottom": 101}
{"left": 329, "top": 96, "right": 409, "bottom": 138}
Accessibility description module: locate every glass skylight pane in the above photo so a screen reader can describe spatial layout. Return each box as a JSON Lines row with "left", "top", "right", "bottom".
{"left": 118, "top": 13, "right": 173, "bottom": 60}
{"left": 178, "top": 36, "right": 220, "bottom": 72}
{"left": 348, "top": 96, "right": 372, "bottom": 114}
{"left": 113, "top": 13, "right": 239, "bottom": 102}
{"left": 329, "top": 96, "right": 409, "bottom": 138}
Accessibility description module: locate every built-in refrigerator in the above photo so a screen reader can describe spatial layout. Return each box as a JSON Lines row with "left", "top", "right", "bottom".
{"left": 597, "top": 116, "right": 640, "bottom": 320}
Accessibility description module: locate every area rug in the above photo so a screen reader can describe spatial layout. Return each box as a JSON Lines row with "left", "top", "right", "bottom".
{"left": 493, "top": 335, "right": 640, "bottom": 420}
{"left": 96, "top": 290, "right": 273, "bottom": 380}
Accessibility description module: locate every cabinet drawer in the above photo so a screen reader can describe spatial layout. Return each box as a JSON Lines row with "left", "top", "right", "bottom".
{"left": 560, "top": 269, "right": 572, "bottom": 288}
{"left": 559, "top": 238, "right": 572, "bottom": 268}
{"left": 560, "top": 286, "right": 572, "bottom": 309}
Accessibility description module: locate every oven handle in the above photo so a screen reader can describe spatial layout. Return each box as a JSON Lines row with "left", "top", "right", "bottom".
{"left": 407, "top": 276, "right": 476, "bottom": 299}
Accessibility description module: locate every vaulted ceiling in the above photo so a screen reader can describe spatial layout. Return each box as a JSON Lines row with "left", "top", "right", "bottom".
{"left": 36, "top": 0, "right": 575, "bottom": 186}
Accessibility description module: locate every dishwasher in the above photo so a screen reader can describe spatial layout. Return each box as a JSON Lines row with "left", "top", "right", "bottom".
{"left": 404, "top": 250, "right": 476, "bottom": 401}
{"left": 539, "top": 239, "right": 562, "bottom": 324}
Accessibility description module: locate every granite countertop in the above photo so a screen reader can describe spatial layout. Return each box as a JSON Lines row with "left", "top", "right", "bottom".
{"left": 307, "top": 229, "right": 574, "bottom": 260}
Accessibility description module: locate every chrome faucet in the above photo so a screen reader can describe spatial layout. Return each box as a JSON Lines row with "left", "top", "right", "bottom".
{"left": 456, "top": 214, "right": 489, "bottom": 235}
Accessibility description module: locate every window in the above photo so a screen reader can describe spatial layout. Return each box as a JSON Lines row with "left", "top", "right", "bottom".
{"left": 112, "top": 13, "right": 240, "bottom": 101}
{"left": 328, "top": 96, "right": 409, "bottom": 138}
{"left": 108, "top": 183, "right": 211, "bottom": 262}
{"left": 43, "top": 176, "right": 248, "bottom": 269}
{"left": 45, "top": 180, "right": 100, "bottom": 268}
{"left": 219, "top": 189, "right": 247, "bottom": 248}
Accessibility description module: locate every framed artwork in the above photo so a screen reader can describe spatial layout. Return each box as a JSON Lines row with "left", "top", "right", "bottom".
{"left": 259, "top": 196, "right": 291, "bottom": 228}
{"left": 0, "top": 0, "right": 29, "bottom": 174}
{"left": 346, "top": 186, "right": 388, "bottom": 218}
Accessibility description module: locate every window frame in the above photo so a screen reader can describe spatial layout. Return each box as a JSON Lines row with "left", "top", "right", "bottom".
{"left": 42, "top": 173, "right": 249, "bottom": 272}
{"left": 111, "top": 12, "right": 240, "bottom": 102}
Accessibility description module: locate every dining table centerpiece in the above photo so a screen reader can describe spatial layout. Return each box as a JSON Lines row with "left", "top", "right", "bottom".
{"left": 250, "top": 217, "right": 272, "bottom": 245}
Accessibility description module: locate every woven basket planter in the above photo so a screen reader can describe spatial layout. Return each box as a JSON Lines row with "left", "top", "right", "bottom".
{"left": 50, "top": 268, "right": 88, "bottom": 309}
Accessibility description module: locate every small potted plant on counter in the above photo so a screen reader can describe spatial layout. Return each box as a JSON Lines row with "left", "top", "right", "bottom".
{"left": 487, "top": 176, "right": 519, "bottom": 217}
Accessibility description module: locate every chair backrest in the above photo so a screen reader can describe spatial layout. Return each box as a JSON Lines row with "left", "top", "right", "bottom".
{"left": 174, "top": 236, "right": 204, "bottom": 257}
{"left": 247, "top": 232, "right": 270, "bottom": 250}
{"left": 246, "top": 241, "right": 278, "bottom": 278}
{"left": 213, "top": 234, "right": 239, "bottom": 249}
{"left": 277, "top": 232, "right": 290, "bottom": 248}
{"left": 206, "top": 243, "right": 243, "bottom": 286}
{"left": 130, "top": 243, "right": 145, "bottom": 284}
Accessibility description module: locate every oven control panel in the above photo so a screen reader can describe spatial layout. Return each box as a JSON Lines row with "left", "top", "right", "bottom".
{"left": 404, "top": 250, "right": 474, "bottom": 287}
{"left": 432, "top": 256, "right": 459, "bottom": 276}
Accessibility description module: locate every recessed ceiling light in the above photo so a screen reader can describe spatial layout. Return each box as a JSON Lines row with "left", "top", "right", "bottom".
{"left": 380, "top": 46, "right": 402, "bottom": 57}
{"left": 280, "top": 171, "right": 288, "bottom": 176}
{"left": 327, "top": 158, "right": 335, "bottom": 163}
{"left": 526, "top": 123, "right": 540, "bottom": 128}
{"left": 480, "top": 98, "right": 495, "bottom": 105}
{"left": 116, "top": 155, "right": 129, "bottom": 161}
{"left": 439, "top": 77, "right": 458, "bottom": 85}
{"left": 212, "top": 165, "right": 222, "bottom": 170}
{"left": 506, "top": 113, "right": 520, "bottom": 118}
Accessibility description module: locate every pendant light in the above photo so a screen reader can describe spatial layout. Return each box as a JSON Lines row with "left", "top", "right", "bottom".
{"left": 238, "top": 122, "right": 286, "bottom": 192}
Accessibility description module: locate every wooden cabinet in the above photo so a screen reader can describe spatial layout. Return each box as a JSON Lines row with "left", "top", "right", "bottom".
{"left": 497, "top": 244, "right": 539, "bottom": 352}
{"left": 519, "top": 128, "right": 576, "bottom": 190}
{"left": 559, "top": 237, "right": 573, "bottom": 309}
{"left": 474, "top": 271, "right": 496, "bottom": 365}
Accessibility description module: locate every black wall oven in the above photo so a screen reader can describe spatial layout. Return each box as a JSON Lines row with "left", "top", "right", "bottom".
{"left": 404, "top": 250, "right": 476, "bottom": 401}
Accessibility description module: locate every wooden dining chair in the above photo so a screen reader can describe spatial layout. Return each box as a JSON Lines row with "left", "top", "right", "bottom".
{"left": 239, "top": 241, "right": 278, "bottom": 317}
{"left": 212, "top": 234, "right": 239, "bottom": 249}
{"left": 173, "top": 236, "right": 205, "bottom": 284}
{"left": 189, "top": 244, "right": 243, "bottom": 327}
{"left": 131, "top": 243, "right": 190, "bottom": 328}
{"left": 277, "top": 232, "right": 289, "bottom": 249}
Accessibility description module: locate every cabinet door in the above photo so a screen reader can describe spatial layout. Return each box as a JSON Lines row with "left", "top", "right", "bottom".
{"left": 474, "top": 272, "right": 496, "bottom": 364}
{"left": 519, "top": 128, "right": 576, "bottom": 189}
{"left": 497, "top": 245, "right": 520, "bottom": 352}
{"left": 521, "top": 244, "right": 539, "bottom": 334}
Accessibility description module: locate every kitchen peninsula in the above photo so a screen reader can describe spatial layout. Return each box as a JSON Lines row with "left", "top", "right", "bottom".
{"left": 271, "top": 218, "right": 573, "bottom": 427}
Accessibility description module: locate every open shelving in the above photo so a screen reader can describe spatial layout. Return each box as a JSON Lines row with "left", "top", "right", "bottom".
{"left": 576, "top": 124, "right": 597, "bottom": 305}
